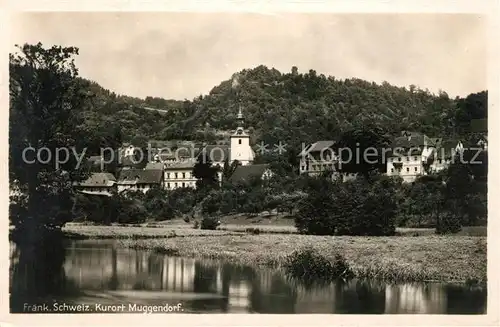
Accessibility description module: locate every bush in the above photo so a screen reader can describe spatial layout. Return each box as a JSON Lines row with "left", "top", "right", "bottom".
{"left": 294, "top": 178, "right": 337, "bottom": 235}
{"left": 436, "top": 212, "right": 462, "bottom": 234}
{"left": 200, "top": 217, "right": 220, "bottom": 230}
{"left": 193, "top": 220, "right": 200, "bottom": 229}
{"left": 294, "top": 176, "right": 398, "bottom": 236}
{"left": 284, "top": 248, "right": 352, "bottom": 284}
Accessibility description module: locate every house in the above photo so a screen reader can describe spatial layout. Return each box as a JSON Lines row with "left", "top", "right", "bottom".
{"left": 229, "top": 164, "right": 273, "bottom": 184}
{"left": 117, "top": 169, "right": 164, "bottom": 193}
{"left": 229, "top": 108, "right": 255, "bottom": 166}
{"left": 298, "top": 140, "right": 336, "bottom": 176}
{"left": 386, "top": 131, "right": 438, "bottom": 183}
{"left": 75, "top": 172, "right": 117, "bottom": 197}
{"left": 164, "top": 159, "right": 198, "bottom": 190}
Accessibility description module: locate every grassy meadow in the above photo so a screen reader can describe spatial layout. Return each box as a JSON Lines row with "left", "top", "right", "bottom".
{"left": 62, "top": 218, "right": 487, "bottom": 285}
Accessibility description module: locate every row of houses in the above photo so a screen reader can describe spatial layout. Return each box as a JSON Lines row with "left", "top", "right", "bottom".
{"left": 75, "top": 108, "right": 273, "bottom": 196}
{"left": 299, "top": 131, "right": 487, "bottom": 183}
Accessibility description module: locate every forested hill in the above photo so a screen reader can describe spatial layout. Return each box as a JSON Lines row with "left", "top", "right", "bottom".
{"left": 78, "top": 65, "right": 487, "bottom": 153}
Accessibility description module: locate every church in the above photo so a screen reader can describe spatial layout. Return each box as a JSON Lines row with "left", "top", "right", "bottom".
{"left": 159, "top": 107, "right": 257, "bottom": 190}
{"left": 229, "top": 107, "right": 255, "bottom": 166}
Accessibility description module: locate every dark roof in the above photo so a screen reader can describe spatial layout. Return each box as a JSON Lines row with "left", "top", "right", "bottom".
{"left": 391, "top": 132, "right": 426, "bottom": 149}
{"left": 79, "top": 173, "right": 116, "bottom": 187}
{"left": 298, "top": 141, "right": 335, "bottom": 157}
{"left": 165, "top": 159, "right": 196, "bottom": 170}
{"left": 197, "top": 145, "right": 230, "bottom": 163}
{"left": 117, "top": 169, "right": 163, "bottom": 184}
{"left": 229, "top": 164, "right": 271, "bottom": 183}
{"left": 145, "top": 162, "right": 164, "bottom": 170}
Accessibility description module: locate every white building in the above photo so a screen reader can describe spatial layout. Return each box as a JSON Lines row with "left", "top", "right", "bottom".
{"left": 164, "top": 159, "right": 198, "bottom": 189}
{"left": 386, "top": 132, "right": 436, "bottom": 183}
{"left": 386, "top": 132, "right": 464, "bottom": 182}
{"left": 229, "top": 108, "right": 255, "bottom": 166}
{"left": 298, "top": 140, "right": 336, "bottom": 176}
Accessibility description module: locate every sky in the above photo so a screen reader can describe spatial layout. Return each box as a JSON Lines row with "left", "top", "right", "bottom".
{"left": 11, "top": 13, "right": 487, "bottom": 100}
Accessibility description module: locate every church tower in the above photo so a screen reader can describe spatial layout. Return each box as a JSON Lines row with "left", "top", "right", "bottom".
{"left": 230, "top": 107, "right": 254, "bottom": 166}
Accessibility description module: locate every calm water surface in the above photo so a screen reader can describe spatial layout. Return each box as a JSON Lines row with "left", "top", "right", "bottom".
{"left": 10, "top": 240, "right": 486, "bottom": 314}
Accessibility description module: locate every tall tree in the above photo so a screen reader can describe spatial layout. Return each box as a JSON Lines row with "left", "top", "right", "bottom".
{"left": 193, "top": 152, "right": 219, "bottom": 192}
{"left": 9, "top": 43, "right": 90, "bottom": 234}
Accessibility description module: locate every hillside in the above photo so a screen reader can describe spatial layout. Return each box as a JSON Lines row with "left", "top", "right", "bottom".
{"left": 78, "top": 65, "right": 487, "bottom": 155}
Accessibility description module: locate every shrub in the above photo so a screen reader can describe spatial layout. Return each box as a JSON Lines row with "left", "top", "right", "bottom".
{"left": 294, "top": 177, "right": 337, "bottom": 235}
{"left": 245, "top": 227, "right": 261, "bottom": 235}
{"left": 200, "top": 217, "right": 219, "bottom": 230}
{"left": 193, "top": 220, "right": 200, "bottom": 229}
{"left": 295, "top": 176, "right": 397, "bottom": 236}
{"left": 436, "top": 212, "right": 462, "bottom": 234}
{"left": 284, "top": 248, "right": 352, "bottom": 284}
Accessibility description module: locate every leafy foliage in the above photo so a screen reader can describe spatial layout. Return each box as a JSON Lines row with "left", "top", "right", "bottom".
{"left": 284, "top": 248, "right": 353, "bottom": 285}
{"left": 9, "top": 43, "right": 91, "bottom": 231}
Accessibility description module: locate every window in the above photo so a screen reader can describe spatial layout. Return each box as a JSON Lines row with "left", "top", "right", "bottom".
{"left": 167, "top": 173, "right": 170, "bottom": 179}
{"left": 175, "top": 173, "right": 178, "bottom": 179}
{"left": 167, "top": 183, "right": 170, "bottom": 189}
{"left": 438, "top": 159, "right": 442, "bottom": 164}
{"left": 414, "top": 156, "right": 418, "bottom": 161}
{"left": 391, "top": 168, "right": 394, "bottom": 173}
{"left": 301, "top": 166, "right": 305, "bottom": 171}
{"left": 182, "top": 172, "right": 186, "bottom": 179}
{"left": 174, "top": 182, "right": 177, "bottom": 188}
{"left": 406, "top": 157, "right": 410, "bottom": 161}
{"left": 406, "top": 167, "right": 410, "bottom": 172}
{"left": 398, "top": 157, "right": 402, "bottom": 162}
{"left": 182, "top": 182, "right": 185, "bottom": 188}
{"left": 414, "top": 167, "right": 418, "bottom": 172}
{"left": 238, "top": 139, "right": 242, "bottom": 144}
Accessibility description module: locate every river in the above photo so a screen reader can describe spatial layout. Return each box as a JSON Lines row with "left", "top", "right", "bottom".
{"left": 9, "top": 239, "right": 486, "bottom": 314}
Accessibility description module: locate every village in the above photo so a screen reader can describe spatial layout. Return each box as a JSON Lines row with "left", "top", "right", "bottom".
{"left": 75, "top": 107, "right": 488, "bottom": 197}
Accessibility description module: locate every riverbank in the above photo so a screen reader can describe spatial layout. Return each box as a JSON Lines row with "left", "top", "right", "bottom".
{"left": 62, "top": 220, "right": 487, "bottom": 239}
{"left": 113, "top": 234, "right": 486, "bottom": 285}
{"left": 60, "top": 223, "right": 487, "bottom": 284}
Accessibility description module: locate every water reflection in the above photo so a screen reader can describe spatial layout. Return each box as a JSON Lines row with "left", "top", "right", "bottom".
{"left": 10, "top": 240, "right": 486, "bottom": 314}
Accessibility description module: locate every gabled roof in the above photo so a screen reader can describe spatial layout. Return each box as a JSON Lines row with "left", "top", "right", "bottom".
{"left": 391, "top": 132, "right": 427, "bottom": 149}
{"left": 165, "top": 159, "right": 196, "bottom": 170}
{"left": 117, "top": 169, "right": 163, "bottom": 184}
{"left": 298, "top": 141, "right": 335, "bottom": 157}
{"left": 197, "top": 145, "right": 230, "bottom": 163}
{"left": 145, "top": 162, "right": 164, "bottom": 170}
{"left": 79, "top": 173, "right": 116, "bottom": 187}
{"left": 229, "top": 164, "right": 271, "bottom": 183}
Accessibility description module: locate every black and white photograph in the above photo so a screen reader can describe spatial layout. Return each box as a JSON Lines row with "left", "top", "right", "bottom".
{"left": 5, "top": 5, "right": 494, "bottom": 321}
